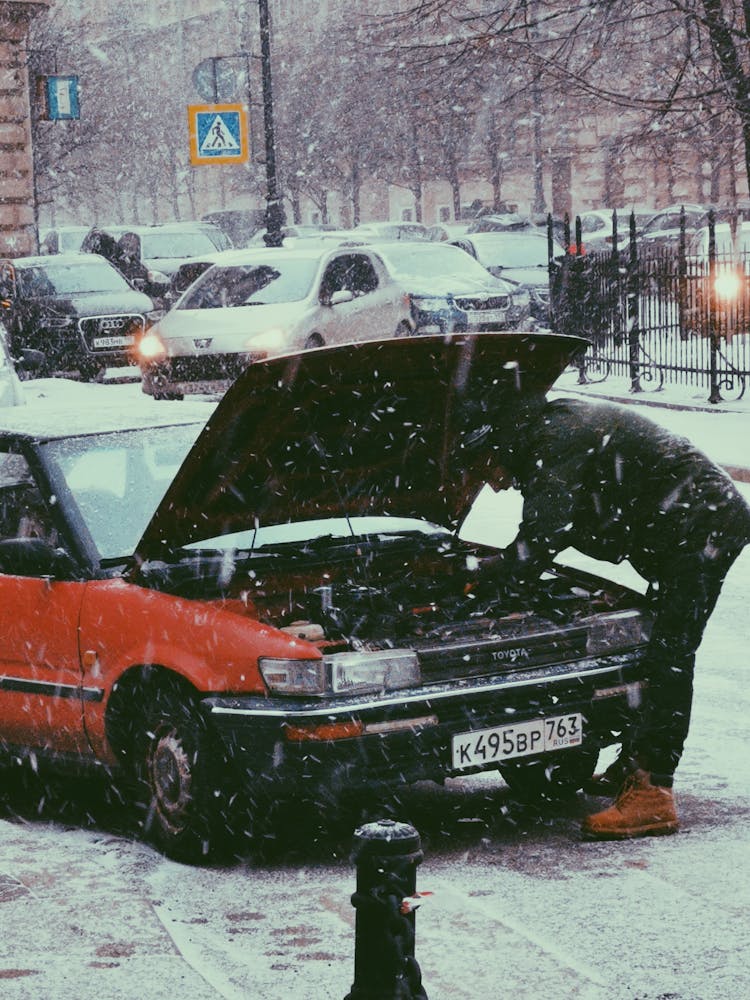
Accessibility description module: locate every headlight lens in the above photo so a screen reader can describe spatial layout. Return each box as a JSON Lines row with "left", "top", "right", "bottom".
{"left": 260, "top": 657, "right": 326, "bottom": 695}
{"left": 43, "top": 315, "right": 75, "bottom": 329}
{"left": 138, "top": 330, "right": 166, "bottom": 361}
{"left": 411, "top": 296, "right": 449, "bottom": 312}
{"left": 246, "top": 328, "right": 286, "bottom": 352}
{"left": 586, "top": 610, "right": 650, "bottom": 655}
{"left": 259, "top": 650, "right": 421, "bottom": 697}
{"left": 325, "top": 649, "right": 420, "bottom": 695}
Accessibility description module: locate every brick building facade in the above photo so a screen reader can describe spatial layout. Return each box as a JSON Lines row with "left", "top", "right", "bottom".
{"left": 0, "top": 0, "right": 48, "bottom": 255}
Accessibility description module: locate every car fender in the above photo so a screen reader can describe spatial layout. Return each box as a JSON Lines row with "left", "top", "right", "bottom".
{"left": 78, "top": 578, "right": 320, "bottom": 757}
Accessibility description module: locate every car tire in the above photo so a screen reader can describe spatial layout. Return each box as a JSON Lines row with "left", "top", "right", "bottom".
{"left": 78, "top": 362, "right": 106, "bottom": 382}
{"left": 304, "top": 333, "right": 324, "bottom": 349}
{"left": 499, "top": 746, "right": 599, "bottom": 803}
{"left": 394, "top": 321, "right": 413, "bottom": 338}
{"left": 153, "top": 389, "right": 184, "bottom": 401}
{"left": 134, "top": 682, "right": 230, "bottom": 862}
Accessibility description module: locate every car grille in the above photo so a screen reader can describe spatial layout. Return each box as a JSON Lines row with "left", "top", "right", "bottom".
{"left": 416, "top": 627, "right": 590, "bottom": 683}
{"left": 167, "top": 352, "right": 264, "bottom": 381}
{"left": 78, "top": 314, "right": 145, "bottom": 352}
{"left": 453, "top": 294, "right": 510, "bottom": 311}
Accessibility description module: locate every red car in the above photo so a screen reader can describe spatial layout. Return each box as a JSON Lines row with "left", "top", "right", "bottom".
{"left": 0, "top": 334, "right": 651, "bottom": 861}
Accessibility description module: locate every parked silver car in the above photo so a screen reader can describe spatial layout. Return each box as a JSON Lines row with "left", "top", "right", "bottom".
{"left": 137, "top": 243, "right": 415, "bottom": 398}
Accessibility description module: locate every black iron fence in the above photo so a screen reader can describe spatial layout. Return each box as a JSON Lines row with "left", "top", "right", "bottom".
{"left": 549, "top": 209, "right": 750, "bottom": 402}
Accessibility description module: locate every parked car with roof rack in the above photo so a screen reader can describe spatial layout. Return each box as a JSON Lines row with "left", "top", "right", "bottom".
{"left": 0, "top": 253, "right": 160, "bottom": 381}
{"left": 0, "top": 333, "right": 653, "bottom": 861}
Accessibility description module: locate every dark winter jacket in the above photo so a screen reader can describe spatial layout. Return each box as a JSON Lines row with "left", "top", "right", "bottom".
{"left": 483, "top": 396, "right": 750, "bottom": 586}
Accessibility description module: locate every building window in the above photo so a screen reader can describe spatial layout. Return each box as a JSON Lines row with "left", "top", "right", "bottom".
{"left": 438, "top": 205, "right": 451, "bottom": 222}
{"left": 401, "top": 208, "right": 413, "bottom": 222}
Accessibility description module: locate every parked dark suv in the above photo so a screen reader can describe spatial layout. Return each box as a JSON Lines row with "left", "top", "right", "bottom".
{"left": 0, "top": 253, "right": 159, "bottom": 380}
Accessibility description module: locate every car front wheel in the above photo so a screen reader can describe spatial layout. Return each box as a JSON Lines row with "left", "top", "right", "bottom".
{"left": 136, "top": 687, "right": 229, "bottom": 862}
{"left": 394, "top": 320, "right": 413, "bottom": 338}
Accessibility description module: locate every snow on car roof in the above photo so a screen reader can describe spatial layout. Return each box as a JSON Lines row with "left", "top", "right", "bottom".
{"left": 0, "top": 400, "right": 214, "bottom": 442}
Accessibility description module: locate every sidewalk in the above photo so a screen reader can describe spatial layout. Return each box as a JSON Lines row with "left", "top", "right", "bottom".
{"left": 550, "top": 369, "right": 750, "bottom": 483}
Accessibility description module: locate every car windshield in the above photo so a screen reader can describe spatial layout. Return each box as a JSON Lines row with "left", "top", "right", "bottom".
{"left": 376, "top": 243, "right": 499, "bottom": 281}
{"left": 140, "top": 230, "right": 220, "bottom": 259}
{"left": 471, "top": 236, "right": 550, "bottom": 268}
{"left": 42, "top": 424, "right": 204, "bottom": 560}
{"left": 179, "top": 258, "right": 319, "bottom": 309}
{"left": 16, "top": 260, "right": 132, "bottom": 297}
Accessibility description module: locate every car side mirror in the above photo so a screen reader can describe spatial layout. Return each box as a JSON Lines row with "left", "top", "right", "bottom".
{"left": 0, "top": 538, "right": 79, "bottom": 579}
{"left": 330, "top": 289, "right": 354, "bottom": 306}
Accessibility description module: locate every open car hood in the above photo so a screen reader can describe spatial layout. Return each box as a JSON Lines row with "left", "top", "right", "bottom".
{"left": 134, "top": 332, "right": 587, "bottom": 561}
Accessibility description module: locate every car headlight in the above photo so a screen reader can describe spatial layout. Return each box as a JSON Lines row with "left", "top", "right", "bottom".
{"left": 245, "top": 328, "right": 286, "bottom": 352}
{"left": 325, "top": 649, "right": 420, "bottom": 695}
{"left": 259, "top": 657, "right": 326, "bottom": 695}
{"left": 43, "top": 315, "right": 75, "bottom": 329}
{"left": 138, "top": 329, "right": 166, "bottom": 361}
{"left": 411, "top": 295, "right": 449, "bottom": 312}
{"left": 259, "top": 649, "right": 421, "bottom": 697}
{"left": 509, "top": 289, "right": 531, "bottom": 308}
{"left": 586, "top": 610, "right": 650, "bottom": 656}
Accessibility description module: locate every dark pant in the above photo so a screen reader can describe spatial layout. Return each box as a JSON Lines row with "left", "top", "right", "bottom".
{"left": 630, "top": 531, "right": 746, "bottom": 782}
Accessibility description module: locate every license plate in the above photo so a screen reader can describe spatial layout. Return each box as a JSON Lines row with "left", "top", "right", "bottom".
{"left": 466, "top": 308, "right": 506, "bottom": 324}
{"left": 451, "top": 713, "right": 583, "bottom": 769}
{"left": 172, "top": 380, "right": 231, "bottom": 395}
{"left": 92, "top": 335, "right": 134, "bottom": 348}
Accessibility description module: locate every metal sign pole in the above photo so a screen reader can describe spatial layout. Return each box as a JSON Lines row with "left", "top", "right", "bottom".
{"left": 258, "top": 0, "right": 286, "bottom": 246}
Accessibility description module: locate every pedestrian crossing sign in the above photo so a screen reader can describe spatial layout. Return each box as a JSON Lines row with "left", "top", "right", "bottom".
{"left": 188, "top": 104, "right": 249, "bottom": 165}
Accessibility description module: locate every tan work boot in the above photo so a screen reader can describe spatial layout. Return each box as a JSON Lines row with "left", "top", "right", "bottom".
{"left": 582, "top": 769, "right": 679, "bottom": 840}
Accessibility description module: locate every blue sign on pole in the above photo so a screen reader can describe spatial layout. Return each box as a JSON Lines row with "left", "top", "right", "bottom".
{"left": 45, "top": 76, "right": 80, "bottom": 121}
{"left": 188, "top": 104, "right": 248, "bottom": 165}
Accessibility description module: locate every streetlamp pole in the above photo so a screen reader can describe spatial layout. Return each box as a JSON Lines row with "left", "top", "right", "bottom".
{"left": 258, "top": 0, "right": 286, "bottom": 246}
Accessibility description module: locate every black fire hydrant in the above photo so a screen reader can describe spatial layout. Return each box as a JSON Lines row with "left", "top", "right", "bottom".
{"left": 344, "top": 819, "right": 429, "bottom": 1000}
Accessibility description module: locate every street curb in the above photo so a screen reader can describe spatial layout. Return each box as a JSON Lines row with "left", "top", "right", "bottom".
{"left": 558, "top": 385, "right": 749, "bottom": 416}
